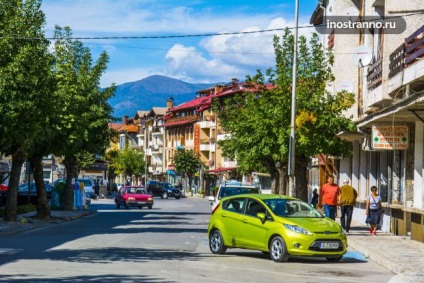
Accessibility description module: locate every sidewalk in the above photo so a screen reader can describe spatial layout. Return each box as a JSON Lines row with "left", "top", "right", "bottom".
{"left": 345, "top": 220, "right": 424, "bottom": 282}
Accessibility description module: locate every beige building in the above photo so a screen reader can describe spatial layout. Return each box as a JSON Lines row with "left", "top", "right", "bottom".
{"left": 311, "top": 0, "right": 424, "bottom": 242}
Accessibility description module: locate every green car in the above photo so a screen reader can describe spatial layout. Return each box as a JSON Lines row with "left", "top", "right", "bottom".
{"left": 208, "top": 194, "right": 347, "bottom": 262}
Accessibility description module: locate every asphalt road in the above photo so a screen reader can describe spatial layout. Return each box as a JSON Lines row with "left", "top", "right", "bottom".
{"left": 0, "top": 197, "right": 394, "bottom": 282}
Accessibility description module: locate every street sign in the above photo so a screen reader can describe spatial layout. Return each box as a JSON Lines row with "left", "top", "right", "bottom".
{"left": 372, "top": 125, "right": 409, "bottom": 150}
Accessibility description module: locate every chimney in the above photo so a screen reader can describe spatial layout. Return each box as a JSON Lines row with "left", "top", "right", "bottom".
{"left": 124, "top": 115, "right": 129, "bottom": 124}
{"left": 231, "top": 78, "right": 238, "bottom": 86}
{"left": 166, "top": 96, "right": 174, "bottom": 109}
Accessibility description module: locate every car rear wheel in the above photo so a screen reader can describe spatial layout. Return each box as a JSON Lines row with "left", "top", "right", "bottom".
{"left": 209, "top": 230, "right": 227, "bottom": 254}
{"left": 270, "top": 236, "right": 289, "bottom": 262}
{"left": 148, "top": 206, "right": 152, "bottom": 209}
{"left": 326, "top": 256, "right": 343, "bottom": 262}
{"left": 138, "top": 206, "right": 142, "bottom": 209}
{"left": 162, "top": 192, "right": 168, "bottom": 199}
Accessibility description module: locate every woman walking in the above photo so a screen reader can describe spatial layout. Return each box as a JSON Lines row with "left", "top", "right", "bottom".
{"left": 366, "top": 186, "right": 382, "bottom": 236}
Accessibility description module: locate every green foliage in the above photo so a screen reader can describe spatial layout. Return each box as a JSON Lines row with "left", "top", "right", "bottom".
{"left": 112, "top": 147, "right": 145, "bottom": 179}
{"left": 0, "top": 204, "right": 37, "bottom": 217}
{"left": 173, "top": 148, "right": 201, "bottom": 177}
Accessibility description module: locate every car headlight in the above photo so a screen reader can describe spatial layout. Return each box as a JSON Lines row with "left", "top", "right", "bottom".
{"left": 283, "top": 224, "right": 312, "bottom": 235}
{"left": 167, "top": 190, "right": 173, "bottom": 193}
{"left": 147, "top": 197, "right": 153, "bottom": 201}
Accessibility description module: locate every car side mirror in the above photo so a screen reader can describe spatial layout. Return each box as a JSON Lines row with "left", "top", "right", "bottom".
{"left": 208, "top": 196, "right": 215, "bottom": 203}
{"left": 257, "top": 212, "right": 266, "bottom": 224}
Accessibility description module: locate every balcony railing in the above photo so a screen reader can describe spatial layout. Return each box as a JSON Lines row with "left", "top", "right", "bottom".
{"left": 389, "top": 24, "right": 424, "bottom": 78}
{"left": 367, "top": 58, "right": 383, "bottom": 91}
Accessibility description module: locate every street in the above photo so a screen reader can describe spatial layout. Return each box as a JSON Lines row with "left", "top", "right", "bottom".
{"left": 0, "top": 197, "right": 394, "bottom": 282}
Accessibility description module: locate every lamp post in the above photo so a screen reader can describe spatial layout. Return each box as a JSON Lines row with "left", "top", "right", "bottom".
{"left": 288, "top": 0, "right": 299, "bottom": 197}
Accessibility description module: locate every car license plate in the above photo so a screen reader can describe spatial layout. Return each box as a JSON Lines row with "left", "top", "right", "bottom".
{"left": 320, "top": 242, "right": 339, "bottom": 249}
{"left": 138, "top": 201, "right": 146, "bottom": 204}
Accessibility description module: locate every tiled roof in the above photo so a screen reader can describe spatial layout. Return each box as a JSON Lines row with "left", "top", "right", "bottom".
{"left": 151, "top": 107, "right": 167, "bottom": 116}
{"left": 109, "top": 123, "right": 125, "bottom": 130}
{"left": 118, "top": 124, "right": 138, "bottom": 133}
{"left": 170, "top": 96, "right": 212, "bottom": 112}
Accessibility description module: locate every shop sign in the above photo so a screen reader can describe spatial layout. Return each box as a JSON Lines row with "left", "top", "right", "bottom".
{"left": 194, "top": 124, "right": 200, "bottom": 153}
{"left": 372, "top": 125, "right": 408, "bottom": 150}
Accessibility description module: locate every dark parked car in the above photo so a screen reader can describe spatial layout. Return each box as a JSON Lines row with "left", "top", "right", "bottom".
{"left": 160, "top": 182, "right": 181, "bottom": 199}
{"left": 17, "top": 182, "right": 53, "bottom": 205}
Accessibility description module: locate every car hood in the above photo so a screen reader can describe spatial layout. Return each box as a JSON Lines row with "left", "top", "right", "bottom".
{"left": 279, "top": 217, "right": 341, "bottom": 233}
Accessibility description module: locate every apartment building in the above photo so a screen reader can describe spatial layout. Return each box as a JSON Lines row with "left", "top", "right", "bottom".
{"left": 311, "top": 0, "right": 424, "bottom": 241}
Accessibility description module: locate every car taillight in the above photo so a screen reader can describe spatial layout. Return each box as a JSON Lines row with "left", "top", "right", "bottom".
{"left": 211, "top": 203, "right": 220, "bottom": 215}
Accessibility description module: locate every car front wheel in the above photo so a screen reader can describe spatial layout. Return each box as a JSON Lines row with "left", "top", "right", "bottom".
{"left": 209, "top": 230, "right": 227, "bottom": 254}
{"left": 270, "top": 236, "right": 289, "bottom": 262}
{"left": 148, "top": 206, "right": 152, "bottom": 209}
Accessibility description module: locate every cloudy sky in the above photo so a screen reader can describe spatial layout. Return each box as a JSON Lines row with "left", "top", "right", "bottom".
{"left": 41, "top": 0, "right": 317, "bottom": 87}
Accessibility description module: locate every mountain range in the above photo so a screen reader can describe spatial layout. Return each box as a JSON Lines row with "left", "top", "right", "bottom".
{"left": 108, "top": 75, "right": 215, "bottom": 120}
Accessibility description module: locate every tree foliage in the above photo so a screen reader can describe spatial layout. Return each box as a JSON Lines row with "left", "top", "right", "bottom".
{"left": 112, "top": 147, "right": 145, "bottom": 183}
{"left": 0, "top": 0, "right": 55, "bottom": 221}
{"left": 173, "top": 148, "right": 201, "bottom": 191}
{"left": 215, "top": 30, "right": 355, "bottom": 200}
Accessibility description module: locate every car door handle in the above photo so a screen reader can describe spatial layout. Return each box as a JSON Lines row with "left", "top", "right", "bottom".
{"left": 242, "top": 218, "right": 248, "bottom": 223}
{"left": 222, "top": 213, "right": 227, "bottom": 218}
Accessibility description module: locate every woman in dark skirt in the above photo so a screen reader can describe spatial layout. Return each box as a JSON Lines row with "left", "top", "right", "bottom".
{"left": 366, "top": 186, "right": 382, "bottom": 236}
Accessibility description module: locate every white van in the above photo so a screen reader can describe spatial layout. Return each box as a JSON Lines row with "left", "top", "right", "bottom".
{"left": 208, "top": 180, "right": 260, "bottom": 212}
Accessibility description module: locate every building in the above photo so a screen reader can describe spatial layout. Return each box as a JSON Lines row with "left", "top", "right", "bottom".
{"left": 310, "top": 0, "right": 424, "bottom": 242}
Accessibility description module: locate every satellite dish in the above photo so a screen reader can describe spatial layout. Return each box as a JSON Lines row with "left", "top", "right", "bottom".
{"left": 338, "top": 80, "right": 354, "bottom": 93}
{"left": 352, "top": 45, "right": 373, "bottom": 67}
{"left": 342, "top": 7, "right": 360, "bottom": 21}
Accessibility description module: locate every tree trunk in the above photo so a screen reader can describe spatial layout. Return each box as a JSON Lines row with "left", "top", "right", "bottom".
{"left": 267, "top": 160, "right": 288, "bottom": 195}
{"left": 63, "top": 156, "right": 78, "bottom": 211}
{"left": 29, "top": 154, "right": 52, "bottom": 220}
{"left": 4, "top": 149, "right": 26, "bottom": 221}
{"left": 294, "top": 154, "right": 309, "bottom": 202}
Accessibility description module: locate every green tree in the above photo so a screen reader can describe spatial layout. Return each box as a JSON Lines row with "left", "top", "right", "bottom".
{"left": 0, "top": 0, "right": 56, "bottom": 221}
{"left": 173, "top": 148, "right": 201, "bottom": 192}
{"left": 215, "top": 30, "right": 355, "bottom": 201}
{"left": 51, "top": 26, "right": 116, "bottom": 210}
{"left": 112, "top": 147, "right": 145, "bottom": 184}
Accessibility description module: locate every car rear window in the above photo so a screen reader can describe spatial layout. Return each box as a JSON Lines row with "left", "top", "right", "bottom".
{"left": 80, "top": 180, "right": 92, "bottom": 186}
{"left": 218, "top": 187, "right": 260, "bottom": 199}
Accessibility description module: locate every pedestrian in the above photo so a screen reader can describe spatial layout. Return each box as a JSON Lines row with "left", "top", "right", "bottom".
{"left": 339, "top": 178, "right": 358, "bottom": 233}
{"left": 94, "top": 180, "right": 100, "bottom": 199}
{"left": 366, "top": 185, "right": 382, "bottom": 236}
{"left": 310, "top": 188, "right": 319, "bottom": 208}
{"left": 318, "top": 176, "right": 340, "bottom": 220}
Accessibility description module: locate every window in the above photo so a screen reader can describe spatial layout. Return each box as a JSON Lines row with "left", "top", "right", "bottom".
{"left": 224, "top": 198, "right": 245, "bottom": 213}
{"left": 245, "top": 199, "right": 266, "bottom": 217}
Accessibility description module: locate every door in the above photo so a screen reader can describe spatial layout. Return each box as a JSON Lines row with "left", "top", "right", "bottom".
{"left": 219, "top": 198, "right": 246, "bottom": 246}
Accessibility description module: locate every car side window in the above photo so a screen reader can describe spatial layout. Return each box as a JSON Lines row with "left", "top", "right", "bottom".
{"left": 245, "top": 199, "right": 266, "bottom": 217}
{"left": 224, "top": 198, "right": 245, "bottom": 213}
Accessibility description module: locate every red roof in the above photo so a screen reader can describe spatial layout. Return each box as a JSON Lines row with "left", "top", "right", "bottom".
{"left": 169, "top": 96, "right": 212, "bottom": 112}
{"left": 109, "top": 123, "right": 125, "bottom": 130}
{"left": 160, "top": 119, "right": 196, "bottom": 127}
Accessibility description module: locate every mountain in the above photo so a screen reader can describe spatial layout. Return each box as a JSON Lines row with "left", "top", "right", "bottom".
{"left": 108, "top": 75, "right": 215, "bottom": 120}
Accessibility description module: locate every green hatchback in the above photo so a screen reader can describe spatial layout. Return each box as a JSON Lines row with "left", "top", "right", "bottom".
{"left": 208, "top": 194, "right": 347, "bottom": 262}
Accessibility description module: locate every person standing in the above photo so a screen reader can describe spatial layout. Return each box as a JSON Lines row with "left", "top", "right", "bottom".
{"left": 310, "top": 188, "right": 319, "bottom": 208}
{"left": 318, "top": 176, "right": 340, "bottom": 220}
{"left": 94, "top": 180, "right": 100, "bottom": 199}
{"left": 366, "top": 186, "right": 382, "bottom": 236}
{"left": 339, "top": 178, "right": 358, "bottom": 233}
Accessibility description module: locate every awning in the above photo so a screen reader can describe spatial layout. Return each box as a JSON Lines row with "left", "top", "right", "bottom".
{"left": 207, "top": 167, "right": 237, "bottom": 173}
{"left": 159, "top": 119, "right": 195, "bottom": 127}
{"left": 336, "top": 131, "right": 364, "bottom": 142}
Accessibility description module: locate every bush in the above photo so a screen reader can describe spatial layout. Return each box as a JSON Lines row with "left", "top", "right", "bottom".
{"left": 0, "top": 204, "right": 36, "bottom": 217}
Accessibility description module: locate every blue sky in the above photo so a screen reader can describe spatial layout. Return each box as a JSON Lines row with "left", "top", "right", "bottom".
{"left": 41, "top": 0, "right": 317, "bottom": 87}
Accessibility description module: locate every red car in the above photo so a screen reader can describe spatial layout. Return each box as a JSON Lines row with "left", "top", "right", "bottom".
{"left": 115, "top": 186, "right": 154, "bottom": 209}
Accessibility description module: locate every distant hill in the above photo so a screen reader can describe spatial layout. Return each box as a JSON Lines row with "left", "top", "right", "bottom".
{"left": 108, "top": 75, "right": 215, "bottom": 120}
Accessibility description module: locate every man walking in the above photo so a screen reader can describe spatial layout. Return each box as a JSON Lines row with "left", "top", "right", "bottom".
{"left": 318, "top": 176, "right": 340, "bottom": 220}
{"left": 339, "top": 178, "right": 358, "bottom": 233}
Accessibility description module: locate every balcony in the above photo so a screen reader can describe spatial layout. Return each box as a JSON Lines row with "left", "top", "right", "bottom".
{"left": 367, "top": 58, "right": 383, "bottom": 91}
{"left": 388, "top": 24, "right": 424, "bottom": 96}
{"left": 151, "top": 126, "right": 163, "bottom": 136}
{"left": 198, "top": 120, "right": 215, "bottom": 129}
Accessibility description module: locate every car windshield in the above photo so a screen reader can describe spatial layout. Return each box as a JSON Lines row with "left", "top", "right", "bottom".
{"left": 162, "top": 183, "right": 173, "bottom": 189}
{"left": 125, "top": 187, "right": 144, "bottom": 194}
{"left": 18, "top": 183, "right": 35, "bottom": 191}
{"left": 264, "top": 199, "right": 323, "bottom": 218}
{"left": 218, "top": 187, "right": 260, "bottom": 200}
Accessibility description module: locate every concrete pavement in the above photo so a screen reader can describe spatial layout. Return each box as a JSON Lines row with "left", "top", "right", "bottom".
{"left": 1, "top": 199, "right": 424, "bottom": 282}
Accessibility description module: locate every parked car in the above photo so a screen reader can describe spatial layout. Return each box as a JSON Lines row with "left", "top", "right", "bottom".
{"left": 146, "top": 180, "right": 169, "bottom": 199}
{"left": 208, "top": 194, "right": 347, "bottom": 262}
{"left": 77, "top": 178, "right": 96, "bottom": 199}
{"left": 17, "top": 182, "right": 54, "bottom": 205}
{"left": 114, "top": 186, "right": 153, "bottom": 209}
{"left": 159, "top": 182, "right": 181, "bottom": 199}
{"left": 209, "top": 180, "right": 260, "bottom": 212}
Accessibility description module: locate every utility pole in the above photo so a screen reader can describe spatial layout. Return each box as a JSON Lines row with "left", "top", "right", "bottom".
{"left": 288, "top": 0, "right": 299, "bottom": 197}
